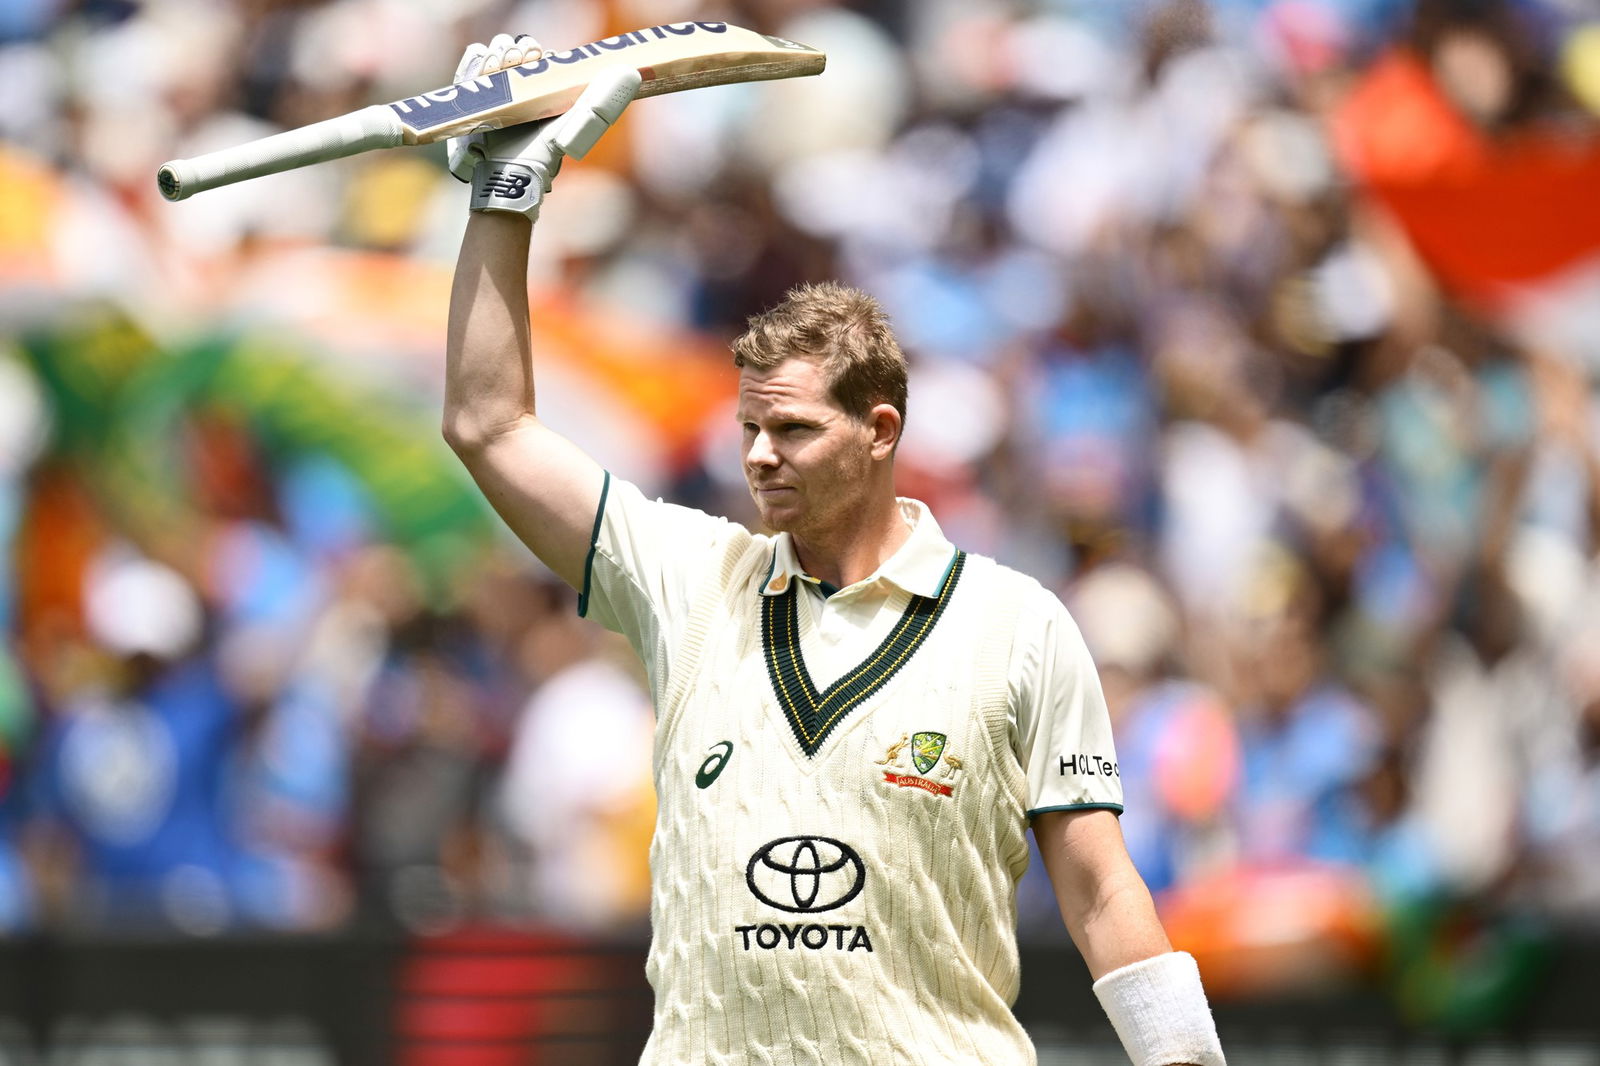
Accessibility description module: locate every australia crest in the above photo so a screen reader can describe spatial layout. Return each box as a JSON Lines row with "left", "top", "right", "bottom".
{"left": 876, "top": 731, "right": 963, "bottom": 797}
{"left": 911, "top": 731, "right": 946, "bottom": 774}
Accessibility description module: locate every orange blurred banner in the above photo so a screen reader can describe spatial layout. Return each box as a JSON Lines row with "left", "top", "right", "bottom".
{"left": 1333, "top": 50, "right": 1600, "bottom": 309}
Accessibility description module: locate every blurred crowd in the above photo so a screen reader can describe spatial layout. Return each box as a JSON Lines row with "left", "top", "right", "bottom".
{"left": 2, "top": 0, "right": 1600, "bottom": 1024}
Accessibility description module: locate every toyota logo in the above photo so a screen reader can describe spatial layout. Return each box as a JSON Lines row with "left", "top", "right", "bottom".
{"left": 745, "top": 836, "right": 866, "bottom": 914}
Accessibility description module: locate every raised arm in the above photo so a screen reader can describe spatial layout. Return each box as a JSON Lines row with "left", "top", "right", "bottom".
{"left": 441, "top": 36, "right": 638, "bottom": 590}
{"left": 444, "top": 210, "right": 604, "bottom": 588}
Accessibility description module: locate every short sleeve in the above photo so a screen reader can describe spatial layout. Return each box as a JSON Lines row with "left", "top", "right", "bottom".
{"left": 579, "top": 474, "right": 754, "bottom": 693}
{"left": 1010, "top": 591, "right": 1124, "bottom": 818}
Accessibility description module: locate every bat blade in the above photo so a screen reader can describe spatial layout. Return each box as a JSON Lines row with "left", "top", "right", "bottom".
{"left": 157, "top": 21, "right": 824, "bottom": 202}
{"left": 390, "top": 22, "right": 825, "bottom": 143}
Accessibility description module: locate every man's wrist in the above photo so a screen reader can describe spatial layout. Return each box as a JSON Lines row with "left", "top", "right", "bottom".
{"left": 470, "top": 159, "right": 549, "bottom": 221}
{"left": 1092, "top": 951, "right": 1225, "bottom": 1066}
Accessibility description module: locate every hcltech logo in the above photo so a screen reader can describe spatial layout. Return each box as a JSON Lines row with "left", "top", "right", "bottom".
{"left": 737, "top": 836, "right": 873, "bottom": 953}
{"left": 1058, "top": 753, "right": 1119, "bottom": 778}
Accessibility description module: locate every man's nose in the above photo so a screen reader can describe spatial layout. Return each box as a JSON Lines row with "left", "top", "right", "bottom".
{"left": 746, "top": 431, "right": 778, "bottom": 467}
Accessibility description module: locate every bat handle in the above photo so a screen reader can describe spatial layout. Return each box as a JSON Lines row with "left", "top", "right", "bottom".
{"left": 157, "top": 105, "right": 407, "bottom": 202}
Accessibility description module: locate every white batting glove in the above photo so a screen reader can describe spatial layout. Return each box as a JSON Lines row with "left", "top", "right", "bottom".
{"left": 466, "top": 67, "right": 639, "bottom": 221}
{"left": 446, "top": 33, "right": 543, "bottom": 182}
{"left": 446, "top": 34, "right": 640, "bottom": 223}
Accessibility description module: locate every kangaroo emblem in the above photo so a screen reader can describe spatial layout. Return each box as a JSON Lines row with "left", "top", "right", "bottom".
{"left": 876, "top": 734, "right": 910, "bottom": 766}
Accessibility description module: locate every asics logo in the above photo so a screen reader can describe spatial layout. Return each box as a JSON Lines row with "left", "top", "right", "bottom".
{"left": 696, "top": 741, "right": 733, "bottom": 789}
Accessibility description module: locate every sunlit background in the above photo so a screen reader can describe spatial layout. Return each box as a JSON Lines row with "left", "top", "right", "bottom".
{"left": 2, "top": 0, "right": 1599, "bottom": 1061}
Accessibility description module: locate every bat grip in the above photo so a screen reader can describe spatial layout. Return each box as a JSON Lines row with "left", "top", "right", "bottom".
{"left": 157, "top": 105, "right": 407, "bottom": 202}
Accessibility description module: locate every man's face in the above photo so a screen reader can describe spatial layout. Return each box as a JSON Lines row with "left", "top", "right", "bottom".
{"left": 736, "top": 357, "right": 877, "bottom": 537}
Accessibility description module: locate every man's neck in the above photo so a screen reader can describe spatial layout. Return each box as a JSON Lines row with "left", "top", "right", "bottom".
{"left": 791, "top": 496, "right": 913, "bottom": 590}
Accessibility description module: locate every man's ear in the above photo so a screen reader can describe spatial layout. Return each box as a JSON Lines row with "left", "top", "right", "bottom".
{"left": 868, "top": 403, "right": 901, "bottom": 460}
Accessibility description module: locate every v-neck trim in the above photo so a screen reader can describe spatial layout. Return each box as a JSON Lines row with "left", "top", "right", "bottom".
{"left": 763, "top": 551, "right": 968, "bottom": 758}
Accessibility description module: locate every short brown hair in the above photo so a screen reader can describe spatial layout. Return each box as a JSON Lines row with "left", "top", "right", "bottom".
{"left": 732, "top": 281, "right": 908, "bottom": 425}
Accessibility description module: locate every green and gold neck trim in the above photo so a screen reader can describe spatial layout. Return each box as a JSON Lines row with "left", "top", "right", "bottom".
{"left": 763, "top": 550, "right": 967, "bottom": 758}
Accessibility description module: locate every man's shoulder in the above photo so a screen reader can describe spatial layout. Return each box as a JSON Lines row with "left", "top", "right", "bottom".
{"left": 953, "top": 549, "right": 1060, "bottom": 611}
{"left": 607, "top": 477, "right": 763, "bottom": 552}
{"left": 594, "top": 475, "right": 777, "bottom": 603}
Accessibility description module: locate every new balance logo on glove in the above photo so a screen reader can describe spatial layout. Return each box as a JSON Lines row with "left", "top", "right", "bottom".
{"left": 469, "top": 160, "right": 545, "bottom": 217}
{"left": 484, "top": 166, "right": 535, "bottom": 198}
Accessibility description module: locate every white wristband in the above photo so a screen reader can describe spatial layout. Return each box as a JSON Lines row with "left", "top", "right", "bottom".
{"left": 1092, "top": 951, "right": 1225, "bottom": 1066}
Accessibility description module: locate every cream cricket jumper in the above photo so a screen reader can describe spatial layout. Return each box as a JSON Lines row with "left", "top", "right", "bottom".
{"left": 580, "top": 475, "right": 1123, "bottom": 1065}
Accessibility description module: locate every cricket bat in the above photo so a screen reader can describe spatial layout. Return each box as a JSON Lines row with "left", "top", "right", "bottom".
{"left": 157, "top": 21, "right": 824, "bottom": 202}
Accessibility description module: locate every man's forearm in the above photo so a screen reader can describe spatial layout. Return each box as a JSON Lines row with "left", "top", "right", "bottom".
{"left": 1069, "top": 867, "right": 1174, "bottom": 979}
{"left": 1036, "top": 809, "right": 1171, "bottom": 977}
{"left": 1035, "top": 809, "right": 1224, "bottom": 1064}
{"left": 1072, "top": 875, "right": 1221, "bottom": 1066}
{"left": 444, "top": 211, "right": 538, "bottom": 451}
